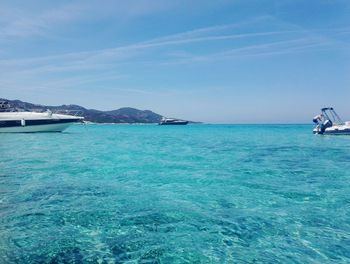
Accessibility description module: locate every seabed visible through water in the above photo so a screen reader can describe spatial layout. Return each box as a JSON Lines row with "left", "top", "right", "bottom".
{"left": 1, "top": 124, "right": 350, "bottom": 263}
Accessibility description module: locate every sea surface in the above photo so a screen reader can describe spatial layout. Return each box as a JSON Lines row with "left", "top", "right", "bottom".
{"left": 1, "top": 124, "right": 350, "bottom": 263}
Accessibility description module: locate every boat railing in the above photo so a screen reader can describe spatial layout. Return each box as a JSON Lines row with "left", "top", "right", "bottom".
{"left": 1, "top": 101, "right": 84, "bottom": 118}
{"left": 52, "top": 109, "right": 84, "bottom": 117}
{"left": 1, "top": 108, "right": 84, "bottom": 117}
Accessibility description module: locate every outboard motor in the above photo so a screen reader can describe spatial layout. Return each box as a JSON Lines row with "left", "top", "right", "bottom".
{"left": 319, "top": 119, "right": 333, "bottom": 134}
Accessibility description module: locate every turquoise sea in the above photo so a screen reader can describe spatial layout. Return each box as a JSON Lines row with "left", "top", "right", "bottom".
{"left": 1, "top": 124, "right": 350, "bottom": 263}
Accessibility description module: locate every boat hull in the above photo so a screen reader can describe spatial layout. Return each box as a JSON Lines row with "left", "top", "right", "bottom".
{"left": 159, "top": 121, "right": 189, "bottom": 125}
{"left": 320, "top": 130, "right": 350, "bottom": 135}
{"left": 0, "top": 122, "right": 76, "bottom": 133}
{"left": 0, "top": 111, "right": 83, "bottom": 133}
{"left": 313, "top": 125, "right": 350, "bottom": 135}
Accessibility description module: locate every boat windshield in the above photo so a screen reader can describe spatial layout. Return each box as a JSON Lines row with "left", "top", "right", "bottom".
{"left": 0, "top": 101, "right": 11, "bottom": 112}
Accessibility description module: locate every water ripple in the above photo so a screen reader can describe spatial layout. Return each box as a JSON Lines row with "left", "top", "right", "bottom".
{"left": 1, "top": 124, "right": 350, "bottom": 263}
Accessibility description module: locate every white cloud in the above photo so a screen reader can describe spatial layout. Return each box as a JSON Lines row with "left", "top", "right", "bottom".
{"left": 0, "top": 13, "right": 347, "bottom": 105}
{"left": 0, "top": 0, "right": 177, "bottom": 40}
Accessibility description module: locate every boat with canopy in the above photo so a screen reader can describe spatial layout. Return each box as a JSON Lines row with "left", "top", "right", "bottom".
{"left": 313, "top": 107, "right": 350, "bottom": 135}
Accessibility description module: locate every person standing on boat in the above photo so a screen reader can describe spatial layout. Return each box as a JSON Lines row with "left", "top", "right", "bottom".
{"left": 313, "top": 114, "right": 323, "bottom": 124}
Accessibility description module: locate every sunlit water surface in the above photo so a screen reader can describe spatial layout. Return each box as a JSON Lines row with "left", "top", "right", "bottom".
{"left": 1, "top": 124, "right": 350, "bottom": 263}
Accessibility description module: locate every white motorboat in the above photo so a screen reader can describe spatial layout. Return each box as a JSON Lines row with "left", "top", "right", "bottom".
{"left": 313, "top": 107, "right": 350, "bottom": 135}
{"left": 158, "top": 117, "right": 188, "bottom": 125}
{"left": 0, "top": 101, "right": 84, "bottom": 133}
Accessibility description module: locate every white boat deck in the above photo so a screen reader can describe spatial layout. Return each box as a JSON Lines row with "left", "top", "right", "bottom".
{"left": 0, "top": 111, "right": 83, "bottom": 121}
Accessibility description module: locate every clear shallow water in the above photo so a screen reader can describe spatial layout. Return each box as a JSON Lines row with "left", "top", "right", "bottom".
{"left": 1, "top": 124, "right": 350, "bottom": 263}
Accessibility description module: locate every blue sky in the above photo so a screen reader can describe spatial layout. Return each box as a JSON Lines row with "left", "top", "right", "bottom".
{"left": 0, "top": 0, "right": 349, "bottom": 123}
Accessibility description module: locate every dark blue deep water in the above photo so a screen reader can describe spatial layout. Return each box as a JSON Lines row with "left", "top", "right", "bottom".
{"left": 1, "top": 124, "right": 350, "bottom": 263}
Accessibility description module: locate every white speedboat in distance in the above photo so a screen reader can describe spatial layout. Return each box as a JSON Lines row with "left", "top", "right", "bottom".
{"left": 313, "top": 107, "right": 350, "bottom": 135}
{"left": 0, "top": 101, "right": 84, "bottom": 133}
{"left": 159, "top": 117, "right": 188, "bottom": 125}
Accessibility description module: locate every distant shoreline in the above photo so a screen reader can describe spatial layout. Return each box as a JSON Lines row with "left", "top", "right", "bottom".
{"left": 1, "top": 98, "right": 198, "bottom": 124}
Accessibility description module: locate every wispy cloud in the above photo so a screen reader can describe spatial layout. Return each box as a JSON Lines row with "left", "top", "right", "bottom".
{"left": 0, "top": 0, "right": 177, "bottom": 41}
{"left": 0, "top": 3, "right": 85, "bottom": 39}
{"left": 0, "top": 14, "right": 347, "bottom": 100}
{"left": 0, "top": 24, "right": 321, "bottom": 70}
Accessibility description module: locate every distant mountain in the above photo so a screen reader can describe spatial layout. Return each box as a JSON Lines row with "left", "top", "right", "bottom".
{"left": 1, "top": 98, "right": 164, "bottom": 123}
